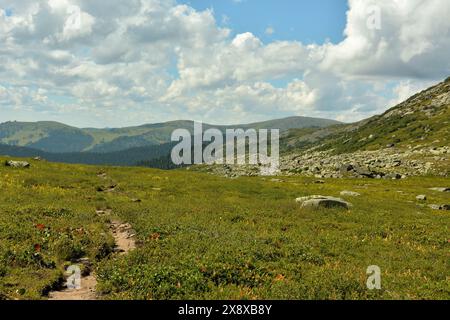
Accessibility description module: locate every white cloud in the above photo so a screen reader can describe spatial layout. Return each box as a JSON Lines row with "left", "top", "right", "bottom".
{"left": 321, "top": 0, "right": 450, "bottom": 79}
{"left": 0, "top": 0, "right": 448, "bottom": 127}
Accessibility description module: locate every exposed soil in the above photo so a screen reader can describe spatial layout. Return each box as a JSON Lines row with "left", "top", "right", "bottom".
{"left": 110, "top": 220, "right": 137, "bottom": 254}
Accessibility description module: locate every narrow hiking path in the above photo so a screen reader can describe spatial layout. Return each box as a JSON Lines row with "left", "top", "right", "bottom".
{"left": 48, "top": 220, "right": 136, "bottom": 300}
{"left": 110, "top": 221, "right": 137, "bottom": 254}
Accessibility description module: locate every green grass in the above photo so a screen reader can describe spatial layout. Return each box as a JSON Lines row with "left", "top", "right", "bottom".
{"left": 0, "top": 157, "right": 449, "bottom": 300}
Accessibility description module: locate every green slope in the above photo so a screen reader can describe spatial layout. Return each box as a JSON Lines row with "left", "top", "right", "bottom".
{"left": 282, "top": 77, "right": 450, "bottom": 155}
{"left": 0, "top": 121, "right": 93, "bottom": 153}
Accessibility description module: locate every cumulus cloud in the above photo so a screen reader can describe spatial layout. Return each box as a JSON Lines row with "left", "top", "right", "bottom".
{"left": 0, "top": 0, "right": 448, "bottom": 127}
{"left": 321, "top": 0, "right": 450, "bottom": 79}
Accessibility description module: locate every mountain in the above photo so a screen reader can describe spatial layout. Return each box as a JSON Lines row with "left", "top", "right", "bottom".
{"left": 0, "top": 121, "right": 93, "bottom": 153}
{"left": 283, "top": 76, "right": 450, "bottom": 154}
{"left": 0, "top": 116, "right": 341, "bottom": 154}
{"left": 193, "top": 77, "right": 449, "bottom": 178}
{"left": 277, "top": 77, "right": 450, "bottom": 178}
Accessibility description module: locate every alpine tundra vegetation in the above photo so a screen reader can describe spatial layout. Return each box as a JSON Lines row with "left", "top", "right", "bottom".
{"left": 0, "top": 0, "right": 449, "bottom": 302}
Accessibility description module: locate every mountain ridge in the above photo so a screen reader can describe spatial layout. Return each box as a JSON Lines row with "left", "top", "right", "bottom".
{"left": 0, "top": 116, "right": 341, "bottom": 153}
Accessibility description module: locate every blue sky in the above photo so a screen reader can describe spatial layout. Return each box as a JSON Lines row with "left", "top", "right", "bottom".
{"left": 0, "top": 0, "right": 447, "bottom": 127}
{"left": 181, "top": 0, "right": 348, "bottom": 44}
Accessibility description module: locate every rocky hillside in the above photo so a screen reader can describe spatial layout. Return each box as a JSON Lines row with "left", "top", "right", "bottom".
{"left": 283, "top": 77, "right": 450, "bottom": 154}
{"left": 198, "top": 77, "right": 450, "bottom": 178}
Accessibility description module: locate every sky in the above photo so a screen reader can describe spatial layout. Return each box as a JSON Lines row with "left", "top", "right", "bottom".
{"left": 181, "top": 0, "right": 348, "bottom": 44}
{"left": 0, "top": 0, "right": 449, "bottom": 128}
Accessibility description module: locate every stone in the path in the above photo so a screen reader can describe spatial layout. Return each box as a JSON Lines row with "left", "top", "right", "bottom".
{"left": 97, "top": 184, "right": 116, "bottom": 192}
{"left": 95, "top": 209, "right": 112, "bottom": 215}
{"left": 97, "top": 172, "right": 107, "bottom": 179}
{"left": 340, "top": 190, "right": 361, "bottom": 197}
{"left": 416, "top": 195, "right": 427, "bottom": 201}
{"left": 297, "top": 195, "right": 352, "bottom": 210}
{"left": 5, "top": 160, "right": 30, "bottom": 168}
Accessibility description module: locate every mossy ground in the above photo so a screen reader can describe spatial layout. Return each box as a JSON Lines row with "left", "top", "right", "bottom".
{"left": 0, "top": 157, "right": 448, "bottom": 300}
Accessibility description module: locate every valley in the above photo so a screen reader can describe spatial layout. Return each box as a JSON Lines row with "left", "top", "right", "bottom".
{"left": 0, "top": 78, "right": 449, "bottom": 301}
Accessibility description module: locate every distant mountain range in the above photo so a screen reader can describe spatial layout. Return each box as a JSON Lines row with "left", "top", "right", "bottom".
{"left": 1, "top": 77, "right": 448, "bottom": 170}
{"left": 0, "top": 116, "right": 341, "bottom": 168}
{"left": 0, "top": 116, "right": 341, "bottom": 154}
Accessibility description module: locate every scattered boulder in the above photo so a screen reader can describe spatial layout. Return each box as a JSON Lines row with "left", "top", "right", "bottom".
{"left": 96, "top": 184, "right": 117, "bottom": 192}
{"left": 416, "top": 195, "right": 427, "bottom": 201}
{"left": 353, "top": 166, "right": 376, "bottom": 178}
{"left": 339, "top": 164, "right": 354, "bottom": 174}
{"left": 95, "top": 209, "right": 112, "bottom": 215}
{"left": 340, "top": 190, "right": 361, "bottom": 197}
{"left": 428, "top": 204, "right": 450, "bottom": 211}
{"left": 297, "top": 195, "right": 352, "bottom": 210}
{"left": 429, "top": 187, "right": 450, "bottom": 192}
{"left": 384, "top": 173, "right": 402, "bottom": 180}
{"left": 97, "top": 172, "right": 107, "bottom": 179}
{"left": 296, "top": 195, "right": 326, "bottom": 203}
{"left": 5, "top": 160, "right": 30, "bottom": 168}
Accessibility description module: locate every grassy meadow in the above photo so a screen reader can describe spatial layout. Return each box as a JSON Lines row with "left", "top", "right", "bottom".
{"left": 0, "top": 157, "right": 449, "bottom": 300}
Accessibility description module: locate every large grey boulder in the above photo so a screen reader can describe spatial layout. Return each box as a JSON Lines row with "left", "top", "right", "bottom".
{"left": 340, "top": 190, "right": 361, "bottom": 197}
{"left": 296, "top": 195, "right": 326, "bottom": 203}
{"left": 353, "top": 166, "right": 376, "bottom": 178}
{"left": 296, "top": 195, "right": 352, "bottom": 210}
{"left": 5, "top": 160, "right": 30, "bottom": 168}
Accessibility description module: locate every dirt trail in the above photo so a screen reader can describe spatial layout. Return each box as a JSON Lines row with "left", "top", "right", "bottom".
{"left": 48, "top": 274, "right": 97, "bottom": 300}
{"left": 110, "top": 220, "right": 136, "bottom": 254}
{"left": 48, "top": 220, "right": 136, "bottom": 300}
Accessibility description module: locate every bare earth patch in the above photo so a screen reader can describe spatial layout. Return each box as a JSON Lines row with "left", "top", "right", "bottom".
{"left": 48, "top": 274, "right": 97, "bottom": 301}
{"left": 110, "top": 220, "right": 136, "bottom": 254}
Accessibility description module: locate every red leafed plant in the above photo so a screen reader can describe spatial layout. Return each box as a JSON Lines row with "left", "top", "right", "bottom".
{"left": 35, "top": 223, "right": 45, "bottom": 230}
